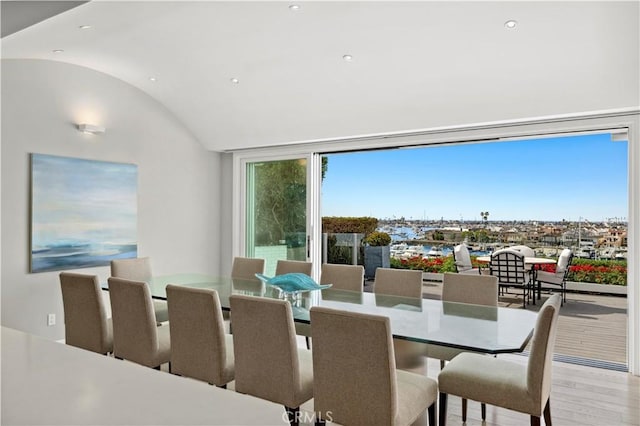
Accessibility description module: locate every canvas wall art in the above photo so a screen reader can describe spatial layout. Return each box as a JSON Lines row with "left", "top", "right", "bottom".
{"left": 30, "top": 153, "right": 138, "bottom": 273}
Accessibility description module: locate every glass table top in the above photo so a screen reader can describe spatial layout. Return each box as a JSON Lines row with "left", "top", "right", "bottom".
{"left": 142, "top": 273, "right": 537, "bottom": 354}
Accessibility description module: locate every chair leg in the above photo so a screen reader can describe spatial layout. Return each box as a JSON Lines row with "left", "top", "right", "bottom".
{"left": 481, "top": 402, "right": 486, "bottom": 420}
{"left": 461, "top": 398, "right": 467, "bottom": 422}
{"left": 285, "top": 406, "right": 299, "bottom": 426}
{"left": 530, "top": 415, "right": 541, "bottom": 426}
{"left": 440, "top": 359, "right": 445, "bottom": 369}
{"left": 543, "top": 398, "right": 552, "bottom": 425}
{"left": 427, "top": 401, "right": 437, "bottom": 426}
{"left": 305, "top": 336, "right": 311, "bottom": 350}
{"left": 438, "top": 393, "right": 447, "bottom": 426}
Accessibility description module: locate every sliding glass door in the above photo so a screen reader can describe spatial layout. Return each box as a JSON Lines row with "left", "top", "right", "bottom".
{"left": 244, "top": 157, "right": 311, "bottom": 276}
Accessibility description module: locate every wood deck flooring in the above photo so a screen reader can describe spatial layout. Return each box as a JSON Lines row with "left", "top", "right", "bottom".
{"left": 419, "top": 281, "right": 628, "bottom": 367}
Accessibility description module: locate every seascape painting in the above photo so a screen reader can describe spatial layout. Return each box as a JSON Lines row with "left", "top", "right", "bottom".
{"left": 30, "top": 154, "right": 138, "bottom": 273}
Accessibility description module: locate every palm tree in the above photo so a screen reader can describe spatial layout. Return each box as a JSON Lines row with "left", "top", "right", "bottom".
{"left": 480, "top": 211, "right": 490, "bottom": 227}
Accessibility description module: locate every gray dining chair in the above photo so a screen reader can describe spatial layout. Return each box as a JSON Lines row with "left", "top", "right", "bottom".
{"left": 110, "top": 257, "right": 169, "bottom": 323}
{"left": 275, "top": 259, "right": 313, "bottom": 349}
{"left": 373, "top": 267, "right": 423, "bottom": 299}
{"left": 230, "top": 295, "right": 313, "bottom": 426}
{"left": 438, "top": 294, "right": 562, "bottom": 426}
{"left": 108, "top": 277, "right": 171, "bottom": 370}
{"left": 320, "top": 263, "right": 364, "bottom": 292}
{"left": 59, "top": 272, "right": 113, "bottom": 355}
{"left": 311, "top": 306, "right": 438, "bottom": 426}
{"left": 427, "top": 272, "right": 499, "bottom": 421}
{"left": 275, "top": 259, "right": 313, "bottom": 276}
{"left": 166, "top": 285, "right": 234, "bottom": 387}
{"left": 374, "top": 267, "right": 425, "bottom": 370}
{"left": 231, "top": 256, "right": 265, "bottom": 281}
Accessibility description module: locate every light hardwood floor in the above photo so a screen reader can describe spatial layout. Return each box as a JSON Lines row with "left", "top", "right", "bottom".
{"left": 297, "top": 354, "right": 639, "bottom": 426}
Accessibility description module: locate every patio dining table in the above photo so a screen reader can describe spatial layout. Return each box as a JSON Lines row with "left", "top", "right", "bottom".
{"left": 120, "top": 273, "right": 538, "bottom": 355}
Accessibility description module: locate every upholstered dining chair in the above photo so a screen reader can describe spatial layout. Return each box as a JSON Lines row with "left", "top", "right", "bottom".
{"left": 275, "top": 259, "right": 314, "bottom": 348}
{"left": 453, "top": 244, "right": 482, "bottom": 275}
{"left": 373, "top": 267, "right": 423, "bottom": 299}
{"left": 373, "top": 267, "right": 425, "bottom": 370}
{"left": 438, "top": 294, "right": 562, "bottom": 426}
{"left": 536, "top": 248, "right": 573, "bottom": 305}
{"left": 166, "top": 285, "right": 234, "bottom": 388}
{"left": 427, "top": 272, "right": 499, "bottom": 422}
{"left": 229, "top": 295, "right": 313, "bottom": 426}
{"left": 59, "top": 272, "right": 113, "bottom": 355}
{"left": 107, "top": 277, "right": 171, "bottom": 370}
{"left": 310, "top": 306, "right": 438, "bottom": 426}
{"left": 490, "top": 249, "right": 529, "bottom": 308}
{"left": 275, "top": 259, "right": 313, "bottom": 276}
{"left": 231, "top": 256, "right": 265, "bottom": 281}
{"left": 320, "top": 263, "right": 364, "bottom": 292}
{"left": 110, "top": 257, "right": 168, "bottom": 323}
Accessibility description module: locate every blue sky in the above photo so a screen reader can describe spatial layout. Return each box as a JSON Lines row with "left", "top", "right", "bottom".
{"left": 321, "top": 133, "right": 628, "bottom": 222}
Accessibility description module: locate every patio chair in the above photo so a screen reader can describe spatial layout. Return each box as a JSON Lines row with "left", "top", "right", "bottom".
{"left": 536, "top": 248, "right": 573, "bottom": 305}
{"left": 453, "top": 244, "right": 482, "bottom": 275}
{"left": 490, "top": 249, "right": 529, "bottom": 308}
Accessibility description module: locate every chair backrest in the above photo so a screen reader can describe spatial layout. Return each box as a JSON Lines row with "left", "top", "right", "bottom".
{"left": 507, "top": 245, "right": 535, "bottom": 258}
{"left": 453, "top": 244, "right": 473, "bottom": 272}
{"left": 107, "top": 277, "right": 160, "bottom": 366}
{"left": 229, "top": 295, "right": 302, "bottom": 407}
{"left": 166, "top": 285, "right": 231, "bottom": 386}
{"left": 275, "top": 259, "right": 312, "bottom": 276}
{"left": 442, "top": 273, "right": 499, "bottom": 306}
{"left": 320, "top": 264, "right": 364, "bottom": 292}
{"left": 311, "top": 306, "right": 397, "bottom": 425}
{"left": 556, "top": 248, "right": 573, "bottom": 277}
{"left": 374, "top": 267, "right": 423, "bottom": 299}
{"left": 490, "top": 249, "right": 526, "bottom": 286}
{"left": 231, "top": 257, "right": 265, "bottom": 281}
{"left": 110, "top": 257, "right": 152, "bottom": 282}
{"left": 59, "top": 272, "right": 111, "bottom": 354}
{"left": 526, "top": 294, "right": 562, "bottom": 410}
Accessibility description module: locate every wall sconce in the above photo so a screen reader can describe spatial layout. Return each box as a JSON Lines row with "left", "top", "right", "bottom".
{"left": 77, "top": 123, "right": 106, "bottom": 135}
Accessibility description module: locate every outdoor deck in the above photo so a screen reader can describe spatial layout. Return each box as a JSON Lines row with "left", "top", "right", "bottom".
{"left": 420, "top": 281, "right": 628, "bottom": 368}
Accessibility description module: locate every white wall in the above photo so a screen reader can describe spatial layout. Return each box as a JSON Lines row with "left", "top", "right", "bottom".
{"left": 1, "top": 59, "right": 221, "bottom": 340}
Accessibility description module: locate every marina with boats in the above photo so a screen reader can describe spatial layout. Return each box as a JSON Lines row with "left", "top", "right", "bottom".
{"left": 380, "top": 218, "right": 628, "bottom": 261}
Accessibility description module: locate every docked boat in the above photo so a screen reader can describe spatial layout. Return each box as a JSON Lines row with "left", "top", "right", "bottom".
{"left": 425, "top": 246, "right": 444, "bottom": 257}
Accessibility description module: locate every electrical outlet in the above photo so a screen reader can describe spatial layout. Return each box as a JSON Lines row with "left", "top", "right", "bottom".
{"left": 47, "top": 313, "right": 56, "bottom": 326}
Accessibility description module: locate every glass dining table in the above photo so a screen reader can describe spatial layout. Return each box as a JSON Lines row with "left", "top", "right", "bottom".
{"left": 132, "top": 273, "right": 537, "bottom": 355}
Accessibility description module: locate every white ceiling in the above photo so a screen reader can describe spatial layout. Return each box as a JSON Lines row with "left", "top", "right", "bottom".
{"left": 2, "top": 1, "right": 639, "bottom": 152}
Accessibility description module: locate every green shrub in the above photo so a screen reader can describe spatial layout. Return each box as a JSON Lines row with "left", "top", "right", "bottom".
{"left": 364, "top": 231, "right": 391, "bottom": 246}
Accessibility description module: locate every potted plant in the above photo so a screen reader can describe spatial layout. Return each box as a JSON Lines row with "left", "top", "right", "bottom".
{"left": 363, "top": 231, "right": 392, "bottom": 279}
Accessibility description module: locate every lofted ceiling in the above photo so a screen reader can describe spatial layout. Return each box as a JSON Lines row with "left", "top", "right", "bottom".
{"left": 2, "top": 1, "right": 639, "bottom": 152}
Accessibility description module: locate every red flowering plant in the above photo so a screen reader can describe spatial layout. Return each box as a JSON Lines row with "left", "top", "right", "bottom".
{"left": 390, "top": 255, "right": 627, "bottom": 286}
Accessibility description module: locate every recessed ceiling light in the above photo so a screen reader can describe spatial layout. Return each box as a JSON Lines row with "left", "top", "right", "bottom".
{"left": 230, "top": 78, "right": 240, "bottom": 84}
{"left": 79, "top": 25, "right": 91, "bottom": 30}
{"left": 149, "top": 77, "right": 157, "bottom": 82}
{"left": 289, "top": 4, "right": 300, "bottom": 11}
{"left": 504, "top": 20, "right": 517, "bottom": 29}
{"left": 52, "top": 49, "right": 64, "bottom": 53}
{"left": 343, "top": 54, "right": 353, "bottom": 62}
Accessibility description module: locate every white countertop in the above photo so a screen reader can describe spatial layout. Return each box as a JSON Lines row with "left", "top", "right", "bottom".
{"left": 1, "top": 326, "right": 286, "bottom": 425}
